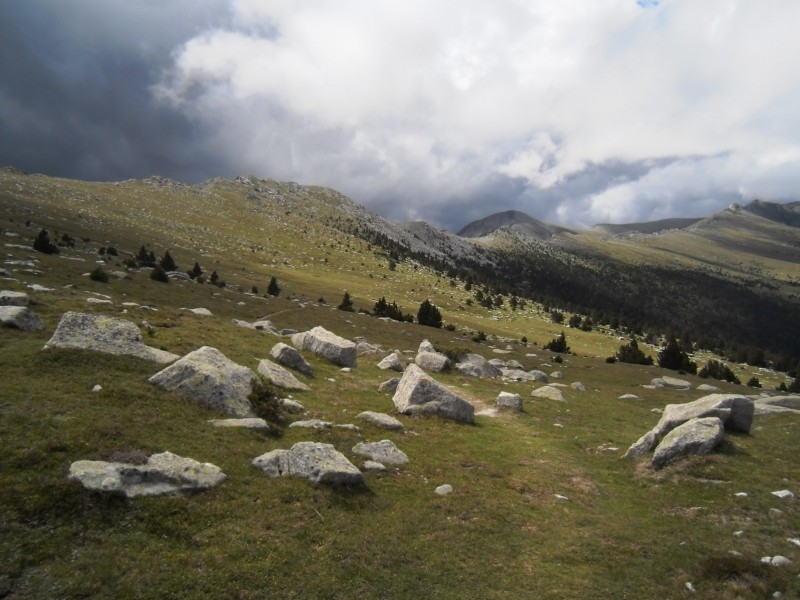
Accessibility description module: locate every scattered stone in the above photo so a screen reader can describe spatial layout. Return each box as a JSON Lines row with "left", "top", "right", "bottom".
{"left": 257, "top": 359, "right": 311, "bottom": 391}
{"left": 27, "top": 284, "right": 53, "bottom": 292}
{"left": 377, "top": 352, "right": 404, "bottom": 372}
{"left": 335, "top": 423, "right": 361, "bottom": 432}
{"left": 734, "top": 492, "right": 749, "bottom": 498}
{"left": 0, "top": 305, "right": 43, "bottom": 331}
{"left": 435, "top": 484, "right": 453, "bottom": 496}
{"left": 86, "top": 297, "right": 113, "bottom": 306}
{"left": 186, "top": 307, "right": 213, "bottom": 316}
{"left": 280, "top": 398, "right": 305, "bottom": 413}
{"left": 489, "top": 358, "right": 507, "bottom": 368}
{"left": 570, "top": 382, "right": 587, "bottom": 392}
{"left": 252, "top": 442, "right": 363, "bottom": 486}
{"left": 455, "top": 354, "right": 501, "bottom": 378}
{"left": 415, "top": 351, "right": 450, "bottom": 373}
{"left": 418, "top": 340, "right": 435, "bottom": 353}
{"left": 291, "top": 326, "right": 357, "bottom": 368}
{"left": 771, "top": 490, "right": 795, "bottom": 499}
{"left": 506, "top": 359, "right": 524, "bottom": 369}
{"left": 697, "top": 383, "right": 721, "bottom": 392}
{"left": 45, "top": 312, "right": 178, "bottom": 363}
{"left": 497, "top": 391, "right": 523, "bottom": 411}
{"left": 232, "top": 319, "right": 256, "bottom": 330}
{"left": 91, "top": 384, "right": 102, "bottom": 393}
{"left": 554, "top": 494, "right": 569, "bottom": 501}
{"left": 0, "top": 290, "right": 28, "bottom": 306}
{"left": 69, "top": 451, "right": 226, "bottom": 497}
{"left": 755, "top": 396, "right": 800, "bottom": 415}
{"left": 619, "top": 394, "right": 639, "bottom": 400}
{"left": 379, "top": 377, "right": 401, "bottom": 393}
{"left": 363, "top": 460, "right": 387, "bottom": 472}
{"left": 651, "top": 417, "right": 725, "bottom": 470}
{"left": 761, "top": 556, "right": 791, "bottom": 567}
{"left": 501, "top": 368, "right": 548, "bottom": 383}
{"left": 148, "top": 346, "right": 255, "bottom": 417}
{"left": 253, "top": 320, "right": 278, "bottom": 333}
{"left": 209, "top": 418, "right": 271, "bottom": 432}
{"left": 392, "top": 364, "right": 475, "bottom": 423}
{"left": 270, "top": 342, "right": 314, "bottom": 377}
{"left": 650, "top": 376, "right": 691, "bottom": 389}
{"left": 685, "top": 582, "right": 696, "bottom": 594}
{"left": 550, "top": 371, "right": 564, "bottom": 380}
{"left": 110, "top": 271, "right": 131, "bottom": 280}
{"left": 356, "top": 411, "right": 404, "bottom": 431}
{"left": 531, "top": 385, "right": 567, "bottom": 402}
{"left": 352, "top": 440, "right": 409, "bottom": 465}
{"left": 289, "top": 419, "right": 332, "bottom": 430}
{"left": 356, "top": 341, "right": 380, "bottom": 355}
{"left": 787, "top": 538, "right": 800, "bottom": 547}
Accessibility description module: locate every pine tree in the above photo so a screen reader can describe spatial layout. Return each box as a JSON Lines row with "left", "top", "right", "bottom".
{"left": 658, "top": 335, "right": 697, "bottom": 374}
{"left": 267, "top": 276, "right": 281, "bottom": 297}
{"left": 33, "top": 229, "right": 59, "bottom": 255}
{"left": 150, "top": 265, "right": 169, "bottom": 283}
{"left": 160, "top": 251, "right": 177, "bottom": 272}
{"left": 544, "top": 332, "right": 569, "bottom": 353}
{"left": 417, "top": 299, "right": 442, "bottom": 328}
{"left": 188, "top": 262, "right": 203, "bottom": 280}
{"left": 338, "top": 292, "right": 354, "bottom": 312}
{"left": 614, "top": 338, "right": 653, "bottom": 365}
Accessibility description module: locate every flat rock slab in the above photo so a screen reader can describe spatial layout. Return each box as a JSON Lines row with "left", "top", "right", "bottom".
{"left": 69, "top": 451, "right": 226, "bottom": 497}
{"left": 291, "top": 326, "right": 357, "bottom": 368}
{"left": 0, "top": 290, "right": 28, "bottom": 306}
{"left": 651, "top": 376, "right": 691, "bottom": 389}
{"left": 44, "top": 311, "right": 178, "bottom": 362}
{"left": 651, "top": 417, "right": 725, "bottom": 470}
{"left": 356, "top": 411, "right": 404, "bottom": 431}
{"left": 148, "top": 346, "right": 255, "bottom": 417}
{"left": 531, "top": 385, "right": 567, "bottom": 402}
{"left": 289, "top": 419, "right": 332, "bottom": 430}
{"left": 0, "top": 305, "right": 43, "bottom": 331}
{"left": 252, "top": 442, "right": 363, "bottom": 486}
{"left": 257, "top": 359, "right": 311, "bottom": 391}
{"left": 271, "top": 342, "right": 314, "bottom": 376}
{"left": 209, "top": 418, "right": 271, "bottom": 432}
{"left": 392, "top": 364, "right": 474, "bottom": 424}
{"left": 352, "top": 440, "right": 409, "bottom": 465}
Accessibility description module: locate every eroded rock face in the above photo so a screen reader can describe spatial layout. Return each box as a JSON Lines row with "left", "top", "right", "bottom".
{"left": 651, "top": 417, "right": 725, "bottom": 470}
{"left": 291, "top": 326, "right": 357, "bottom": 368}
{"left": 270, "top": 342, "right": 313, "bottom": 376}
{"left": 252, "top": 442, "right": 363, "bottom": 486}
{"left": 0, "top": 306, "right": 43, "bottom": 331}
{"left": 68, "top": 451, "right": 226, "bottom": 497}
{"left": 257, "top": 359, "right": 310, "bottom": 391}
{"left": 148, "top": 346, "right": 255, "bottom": 417}
{"left": 44, "top": 311, "right": 178, "bottom": 363}
{"left": 455, "top": 354, "right": 501, "bottom": 378}
{"left": 352, "top": 440, "right": 409, "bottom": 465}
{"left": 392, "top": 364, "right": 474, "bottom": 423}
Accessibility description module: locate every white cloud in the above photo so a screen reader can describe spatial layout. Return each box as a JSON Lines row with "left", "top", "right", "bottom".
{"left": 155, "top": 0, "right": 800, "bottom": 228}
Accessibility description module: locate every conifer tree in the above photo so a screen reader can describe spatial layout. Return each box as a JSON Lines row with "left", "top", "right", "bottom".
{"left": 33, "top": 228, "right": 59, "bottom": 255}
{"left": 160, "top": 251, "right": 177, "bottom": 272}
{"left": 658, "top": 335, "right": 697, "bottom": 374}
{"left": 267, "top": 276, "right": 281, "bottom": 297}
{"left": 338, "top": 292, "right": 354, "bottom": 312}
{"left": 417, "top": 299, "right": 442, "bottom": 328}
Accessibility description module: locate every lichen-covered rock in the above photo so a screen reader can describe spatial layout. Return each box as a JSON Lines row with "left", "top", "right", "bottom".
{"left": 291, "top": 326, "right": 357, "bottom": 368}
{"left": 148, "top": 346, "right": 255, "bottom": 417}
{"left": 415, "top": 351, "right": 450, "bottom": 373}
{"left": 352, "top": 440, "right": 409, "bottom": 465}
{"left": 455, "top": 354, "right": 501, "bottom": 378}
{"left": 651, "top": 417, "right": 725, "bottom": 470}
{"left": 44, "top": 311, "right": 178, "bottom": 362}
{"left": 531, "top": 385, "right": 567, "bottom": 402}
{"left": 497, "top": 391, "right": 523, "bottom": 411}
{"left": 252, "top": 442, "right": 363, "bottom": 486}
{"left": 270, "top": 342, "right": 313, "bottom": 376}
{"left": 69, "top": 451, "right": 226, "bottom": 497}
{"left": 392, "top": 364, "right": 474, "bottom": 423}
{"left": 377, "top": 352, "right": 404, "bottom": 372}
{"left": 257, "top": 359, "right": 310, "bottom": 391}
{"left": 356, "top": 411, "right": 404, "bottom": 431}
{"left": 0, "top": 305, "right": 43, "bottom": 331}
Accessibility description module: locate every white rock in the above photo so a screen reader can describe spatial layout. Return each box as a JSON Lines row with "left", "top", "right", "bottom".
{"left": 257, "top": 359, "right": 311, "bottom": 391}
{"left": 377, "top": 352, "right": 404, "bottom": 372}
{"left": 270, "top": 342, "right": 314, "bottom": 377}
{"left": 531, "top": 385, "right": 567, "bottom": 402}
{"left": 352, "top": 440, "right": 409, "bottom": 465}
{"left": 497, "top": 391, "right": 523, "bottom": 411}
{"left": 650, "top": 417, "right": 725, "bottom": 470}
{"left": 392, "top": 364, "right": 474, "bottom": 423}
{"left": 289, "top": 419, "right": 332, "bottom": 430}
{"left": 291, "top": 326, "right": 357, "bottom": 368}
{"left": 91, "top": 384, "right": 102, "bottom": 393}
{"left": 435, "top": 484, "right": 453, "bottom": 496}
{"left": 252, "top": 442, "right": 363, "bottom": 486}
{"left": 771, "top": 490, "right": 795, "bottom": 499}
{"left": 0, "top": 305, "right": 44, "bottom": 331}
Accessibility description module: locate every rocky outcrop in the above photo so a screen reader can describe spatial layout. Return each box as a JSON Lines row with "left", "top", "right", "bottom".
{"left": 44, "top": 312, "right": 178, "bottom": 363}
{"left": 352, "top": 440, "right": 409, "bottom": 465}
{"left": 0, "top": 306, "right": 43, "bottom": 331}
{"left": 455, "top": 354, "right": 502, "bottom": 378}
{"left": 252, "top": 442, "right": 363, "bottom": 486}
{"left": 651, "top": 417, "right": 725, "bottom": 470}
{"left": 291, "top": 326, "right": 357, "bottom": 368}
{"left": 148, "top": 346, "right": 255, "bottom": 417}
{"left": 270, "top": 342, "right": 314, "bottom": 376}
{"left": 68, "top": 451, "right": 226, "bottom": 497}
{"left": 377, "top": 352, "right": 404, "bottom": 372}
{"left": 392, "top": 364, "right": 474, "bottom": 423}
{"left": 257, "top": 359, "right": 310, "bottom": 391}
{"left": 356, "top": 411, "right": 404, "bottom": 431}
{"left": 624, "top": 394, "right": 754, "bottom": 460}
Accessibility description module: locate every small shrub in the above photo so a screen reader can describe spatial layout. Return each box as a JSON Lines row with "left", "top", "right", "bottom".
{"left": 657, "top": 335, "right": 697, "bottom": 374}
{"left": 106, "top": 246, "right": 118, "bottom": 256}
{"left": 605, "top": 356, "right": 617, "bottom": 364}
{"left": 338, "top": 291, "right": 354, "bottom": 312}
{"left": 160, "top": 251, "right": 177, "bottom": 272}
{"left": 33, "top": 228, "right": 59, "bottom": 254}
{"left": 440, "top": 347, "right": 469, "bottom": 364}
{"left": 417, "top": 299, "right": 442, "bottom": 328}
{"left": 471, "top": 330, "right": 487, "bottom": 343}
{"left": 746, "top": 376, "right": 761, "bottom": 388}
{"left": 550, "top": 310, "right": 564, "bottom": 324}
{"left": 89, "top": 266, "right": 109, "bottom": 283}
{"left": 248, "top": 376, "right": 285, "bottom": 427}
{"left": 553, "top": 355, "right": 563, "bottom": 364}
{"left": 544, "top": 332, "right": 569, "bottom": 353}
{"left": 188, "top": 262, "right": 203, "bottom": 280}
{"left": 444, "top": 323, "right": 456, "bottom": 332}
{"left": 614, "top": 338, "right": 654, "bottom": 365}
{"left": 698, "top": 360, "right": 740, "bottom": 384}
{"left": 150, "top": 265, "right": 169, "bottom": 283}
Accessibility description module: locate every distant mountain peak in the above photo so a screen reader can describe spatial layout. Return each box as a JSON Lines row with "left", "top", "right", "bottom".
{"left": 457, "top": 210, "right": 567, "bottom": 240}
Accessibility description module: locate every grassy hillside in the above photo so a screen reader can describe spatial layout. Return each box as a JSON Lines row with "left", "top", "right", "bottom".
{"left": 1, "top": 169, "right": 800, "bottom": 599}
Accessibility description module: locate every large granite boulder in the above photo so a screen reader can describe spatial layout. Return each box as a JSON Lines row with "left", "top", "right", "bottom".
{"left": 0, "top": 306, "right": 43, "bottom": 331}
{"left": 148, "top": 346, "right": 255, "bottom": 417}
{"left": 455, "top": 354, "right": 502, "bottom": 378}
{"left": 352, "top": 440, "right": 409, "bottom": 465}
{"left": 44, "top": 311, "right": 178, "bottom": 363}
{"left": 257, "top": 359, "right": 310, "bottom": 391}
{"left": 624, "top": 394, "right": 754, "bottom": 459}
{"left": 377, "top": 352, "right": 404, "bottom": 372}
{"left": 291, "top": 326, "right": 356, "bottom": 368}
{"left": 497, "top": 391, "right": 523, "bottom": 411}
{"left": 356, "top": 411, "right": 404, "bottom": 431}
{"left": 270, "top": 342, "right": 313, "bottom": 376}
{"left": 392, "top": 364, "right": 474, "bottom": 423}
{"left": 651, "top": 417, "right": 725, "bottom": 470}
{"left": 415, "top": 351, "right": 450, "bottom": 373}
{"left": 252, "top": 442, "right": 363, "bottom": 486}
{"left": 68, "top": 451, "right": 226, "bottom": 497}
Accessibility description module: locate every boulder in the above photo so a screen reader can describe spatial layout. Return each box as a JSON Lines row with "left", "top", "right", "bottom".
{"left": 0, "top": 306, "right": 43, "bottom": 331}
{"left": 506, "top": 359, "right": 524, "bottom": 370}
{"left": 187, "top": 307, "right": 213, "bottom": 316}
{"left": 755, "top": 396, "right": 800, "bottom": 411}
{"left": 392, "top": 364, "right": 474, "bottom": 423}
{"left": 455, "top": 354, "right": 501, "bottom": 378}
{"left": 291, "top": 326, "right": 357, "bottom": 368}
{"left": 280, "top": 398, "right": 306, "bottom": 413}
{"left": 357, "top": 341, "right": 380, "bottom": 355}
{"left": 415, "top": 351, "right": 450, "bottom": 373}
{"left": 651, "top": 417, "right": 725, "bottom": 470}
{"left": 377, "top": 352, "right": 404, "bottom": 372}
{"left": 489, "top": 358, "right": 507, "bottom": 369}
{"left": 624, "top": 394, "right": 754, "bottom": 458}
{"left": 501, "top": 368, "right": 547, "bottom": 383}
{"left": 697, "top": 383, "right": 721, "bottom": 392}
{"left": 531, "top": 385, "right": 567, "bottom": 402}
{"left": 650, "top": 376, "right": 691, "bottom": 389}
{"left": 570, "top": 382, "right": 587, "bottom": 392}
{"left": 68, "top": 451, "right": 226, "bottom": 497}
{"left": 270, "top": 342, "right": 314, "bottom": 377}
{"left": 550, "top": 371, "right": 564, "bottom": 380}
{"left": 352, "top": 440, "right": 409, "bottom": 465}
{"left": 209, "top": 418, "right": 271, "bottom": 432}
{"left": 252, "top": 442, "right": 363, "bottom": 486}
{"left": 379, "top": 378, "right": 401, "bottom": 393}
{"left": 418, "top": 340, "right": 436, "bottom": 354}
{"left": 288, "top": 419, "right": 332, "bottom": 430}
{"left": 148, "top": 346, "right": 255, "bottom": 417}
{"left": 257, "top": 359, "right": 310, "bottom": 391}
{"left": 0, "top": 290, "right": 28, "bottom": 306}
{"left": 232, "top": 319, "right": 256, "bottom": 330}
{"left": 44, "top": 311, "right": 178, "bottom": 363}
{"left": 497, "top": 391, "right": 523, "bottom": 411}
{"left": 356, "top": 411, "right": 404, "bottom": 431}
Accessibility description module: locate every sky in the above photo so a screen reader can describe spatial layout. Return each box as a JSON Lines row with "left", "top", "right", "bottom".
{"left": 2, "top": 1, "right": 800, "bottom": 230}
